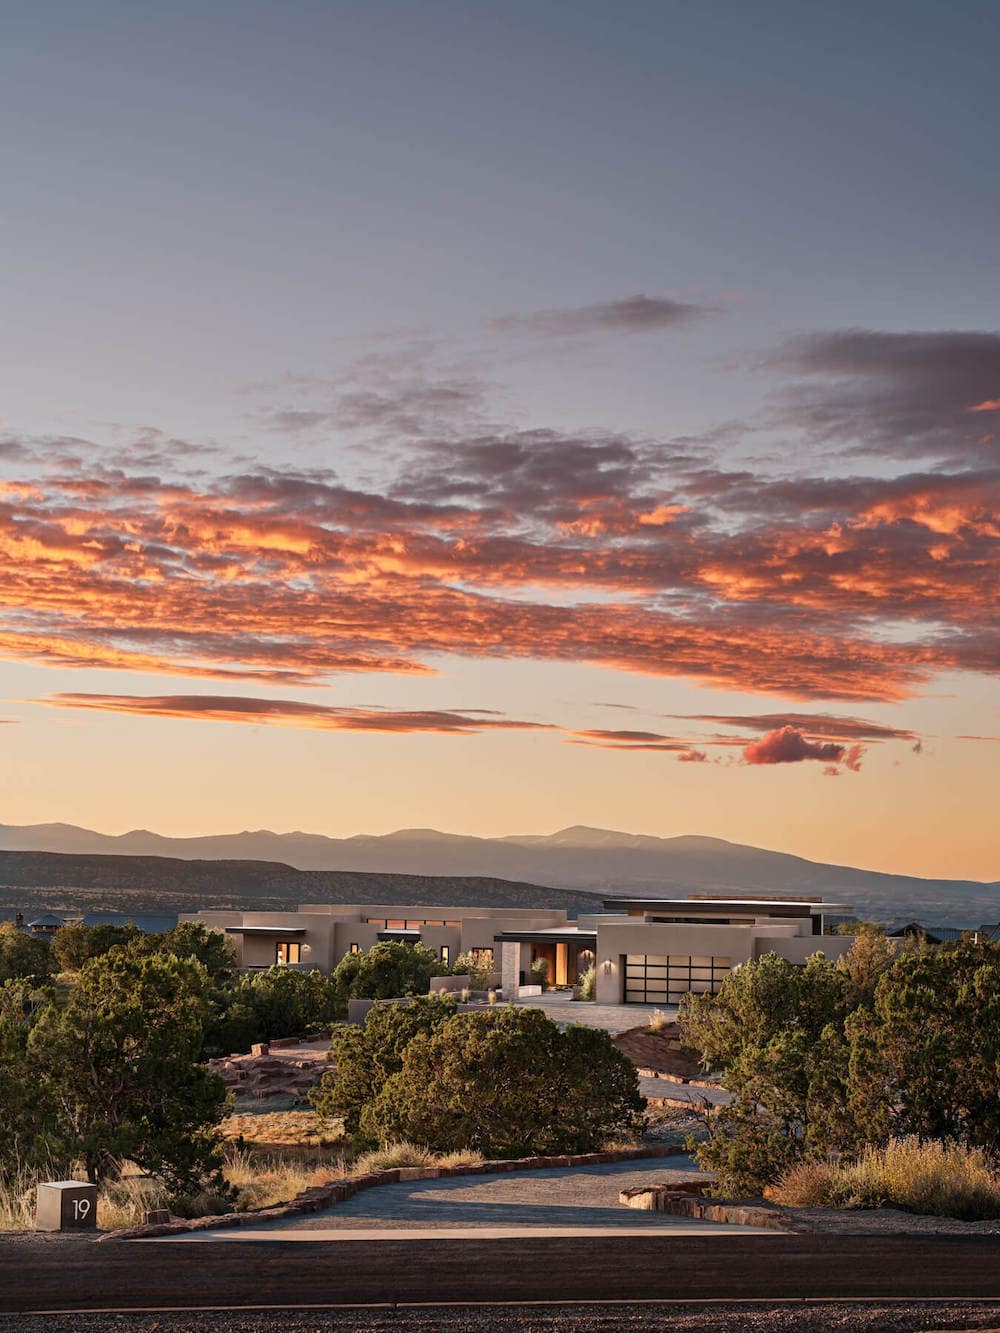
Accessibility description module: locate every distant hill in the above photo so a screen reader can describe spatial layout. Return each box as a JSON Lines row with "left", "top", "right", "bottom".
{"left": 0, "top": 822, "right": 996, "bottom": 925}
{"left": 0, "top": 849, "right": 605, "bottom": 917}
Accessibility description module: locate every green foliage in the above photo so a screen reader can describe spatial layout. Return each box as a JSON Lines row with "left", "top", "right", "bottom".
{"left": 333, "top": 940, "right": 442, "bottom": 1000}
{"left": 577, "top": 965, "right": 596, "bottom": 1001}
{"left": 846, "top": 940, "right": 1000, "bottom": 1151}
{"left": 0, "top": 980, "right": 63, "bottom": 1181}
{"left": 679, "top": 951, "right": 848, "bottom": 1071}
{"left": 529, "top": 957, "right": 549, "bottom": 989}
{"left": 452, "top": 951, "right": 492, "bottom": 989}
{"left": 208, "top": 965, "right": 344, "bottom": 1053}
{"left": 0, "top": 922, "right": 54, "bottom": 985}
{"left": 682, "top": 938, "right": 1000, "bottom": 1197}
{"left": 310, "top": 994, "right": 456, "bottom": 1138}
{"left": 144, "top": 922, "right": 239, "bottom": 982}
{"left": 363, "top": 1006, "right": 646, "bottom": 1156}
{"left": 27, "top": 942, "right": 230, "bottom": 1194}
{"left": 50, "top": 921, "right": 139, "bottom": 972}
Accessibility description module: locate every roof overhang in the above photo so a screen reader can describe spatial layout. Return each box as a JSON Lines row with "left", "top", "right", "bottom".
{"left": 224, "top": 926, "right": 307, "bottom": 936}
{"left": 494, "top": 929, "right": 598, "bottom": 945}
{"left": 603, "top": 899, "right": 850, "bottom": 916}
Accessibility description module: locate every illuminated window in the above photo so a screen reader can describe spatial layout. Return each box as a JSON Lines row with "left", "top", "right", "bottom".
{"left": 275, "top": 941, "right": 302, "bottom": 965}
{"left": 385, "top": 919, "right": 406, "bottom": 930}
{"left": 471, "top": 947, "right": 494, "bottom": 970}
{"left": 349, "top": 943, "right": 360, "bottom": 954}
{"left": 440, "top": 945, "right": 450, "bottom": 966}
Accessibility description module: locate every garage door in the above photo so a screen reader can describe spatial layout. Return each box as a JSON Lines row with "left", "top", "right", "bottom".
{"left": 623, "top": 954, "right": 732, "bottom": 1003}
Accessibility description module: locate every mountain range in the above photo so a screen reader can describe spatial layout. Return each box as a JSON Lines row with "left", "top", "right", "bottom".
{"left": 0, "top": 822, "right": 996, "bottom": 925}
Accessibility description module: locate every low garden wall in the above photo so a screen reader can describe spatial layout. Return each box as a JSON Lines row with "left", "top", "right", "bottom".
{"left": 619, "top": 1183, "right": 791, "bottom": 1230}
{"left": 101, "top": 1144, "right": 690, "bottom": 1242}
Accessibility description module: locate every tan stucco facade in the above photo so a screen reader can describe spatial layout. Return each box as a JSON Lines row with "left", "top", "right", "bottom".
{"left": 183, "top": 894, "right": 856, "bottom": 1007}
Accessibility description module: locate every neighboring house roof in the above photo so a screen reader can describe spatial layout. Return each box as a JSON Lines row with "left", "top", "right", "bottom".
{"left": 27, "top": 913, "right": 65, "bottom": 928}
{"left": 976, "top": 923, "right": 1000, "bottom": 942}
{"left": 887, "top": 921, "right": 968, "bottom": 943}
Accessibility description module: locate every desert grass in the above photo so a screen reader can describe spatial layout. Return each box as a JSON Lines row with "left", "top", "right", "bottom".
{"left": 0, "top": 1139, "right": 489, "bottom": 1231}
{"left": 648, "top": 1008, "right": 670, "bottom": 1033}
{"left": 221, "top": 1109, "right": 345, "bottom": 1149}
{"left": 767, "top": 1138, "right": 1000, "bottom": 1221}
{"left": 353, "top": 1141, "right": 484, "bottom": 1173}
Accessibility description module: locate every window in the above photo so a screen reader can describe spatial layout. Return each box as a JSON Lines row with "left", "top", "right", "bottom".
{"left": 440, "top": 945, "right": 450, "bottom": 966}
{"left": 275, "top": 940, "right": 302, "bottom": 965}
{"left": 623, "top": 953, "right": 731, "bottom": 1003}
{"left": 445, "top": 920, "right": 461, "bottom": 928}
{"left": 364, "top": 918, "right": 386, "bottom": 927}
{"left": 349, "top": 943, "right": 360, "bottom": 954}
{"left": 470, "top": 947, "right": 494, "bottom": 970}
{"left": 385, "top": 919, "right": 406, "bottom": 930}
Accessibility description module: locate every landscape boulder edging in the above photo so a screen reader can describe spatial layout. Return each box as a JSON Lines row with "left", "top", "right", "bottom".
{"left": 99, "top": 1144, "right": 690, "bottom": 1241}
{"left": 619, "top": 1183, "right": 792, "bottom": 1231}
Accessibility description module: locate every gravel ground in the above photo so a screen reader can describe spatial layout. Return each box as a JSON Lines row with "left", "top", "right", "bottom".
{"left": 2, "top": 1302, "right": 1000, "bottom": 1331}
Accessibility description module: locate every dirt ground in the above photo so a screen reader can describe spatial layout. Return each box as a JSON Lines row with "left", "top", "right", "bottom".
{"left": 612, "top": 1023, "right": 714, "bottom": 1083}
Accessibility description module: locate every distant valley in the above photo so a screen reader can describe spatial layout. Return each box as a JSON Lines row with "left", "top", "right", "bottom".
{"left": 0, "top": 823, "right": 996, "bottom": 926}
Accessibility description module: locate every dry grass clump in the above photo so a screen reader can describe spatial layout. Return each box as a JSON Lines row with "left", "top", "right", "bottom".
{"left": 353, "top": 1141, "right": 485, "bottom": 1173}
{"left": 221, "top": 1110, "right": 345, "bottom": 1149}
{"left": 223, "top": 1148, "right": 332, "bottom": 1211}
{"left": 648, "top": 1009, "right": 670, "bottom": 1033}
{"left": 767, "top": 1138, "right": 1000, "bottom": 1221}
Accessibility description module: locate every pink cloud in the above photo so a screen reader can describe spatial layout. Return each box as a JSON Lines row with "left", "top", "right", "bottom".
{"left": 743, "top": 725, "right": 864, "bottom": 771}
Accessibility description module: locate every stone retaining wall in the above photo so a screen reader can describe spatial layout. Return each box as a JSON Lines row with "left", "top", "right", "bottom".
{"left": 101, "top": 1144, "right": 690, "bottom": 1242}
{"left": 619, "top": 1183, "right": 791, "bottom": 1230}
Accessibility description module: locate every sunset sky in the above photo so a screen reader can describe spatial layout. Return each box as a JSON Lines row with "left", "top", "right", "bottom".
{"left": 1, "top": 0, "right": 998, "bottom": 879}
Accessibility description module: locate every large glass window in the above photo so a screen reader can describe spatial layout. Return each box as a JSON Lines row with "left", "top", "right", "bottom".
{"left": 275, "top": 940, "right": 302, "bottom": 965}
{"left": 623, "top": 953, "right": 730, "bottom": 1003}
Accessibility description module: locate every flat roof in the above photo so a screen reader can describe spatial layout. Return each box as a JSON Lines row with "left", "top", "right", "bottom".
{"left": 224, "top": 925, "right": 307, "bottom": 936}
{"left": 494, "top": 927, "right": 598, "bottom": 945}
{"left": 604, "top": 898, "right": 851, "bottom": 914}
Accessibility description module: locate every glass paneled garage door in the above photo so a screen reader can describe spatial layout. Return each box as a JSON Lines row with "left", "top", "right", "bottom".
{"left": 623, "top": 954, "right": 732, "bottom": 1004}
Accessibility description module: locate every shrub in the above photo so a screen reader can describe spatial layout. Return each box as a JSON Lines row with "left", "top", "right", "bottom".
{"left": 333, "top": 941, "right": 442, "bottom": 1001}
{"left": 209, "top": 966, "right": 343, "bottom": 1052}
{"left": 27, "top": 943, "right": 230, "bottom": 1194}
{"left": 766, "top": 1160, "right": 837, "bottom": 1208}
{"left": 529, "top": 958, "right": 549, "bottom": 989}
{"left": 452, "top": 952, "right": 492, "bottom": 990}
{"left": 363, "top": 1006, "right": 646, "bottom": 1157}
{"left": 648, "top": 1008, "right": 669, "bottom": 1032}
{"left": 577, "top": 966, "right": 596, "bottom": 1001}
{"left": 0, "top": 924, "right": 53, "bottom": 986}
{"left": 310, "top": 994, "right": 456, "bottom": 1139}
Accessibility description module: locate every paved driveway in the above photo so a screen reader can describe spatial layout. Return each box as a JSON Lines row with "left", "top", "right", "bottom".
{"left": 157, "top": 1157, "right": 771, "bottom": 1239}
{"left": 510, "top": 993, "right": 678, "bottom": 1033}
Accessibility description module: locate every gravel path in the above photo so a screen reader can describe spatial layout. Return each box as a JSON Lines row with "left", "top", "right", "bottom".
{"left": 4, "top": 1302, "right": 1000, "bottom": 1331}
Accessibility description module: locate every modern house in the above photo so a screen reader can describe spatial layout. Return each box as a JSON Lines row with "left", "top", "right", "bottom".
{"left": 184, "top": 893, "right": 857, "bottom": 1006}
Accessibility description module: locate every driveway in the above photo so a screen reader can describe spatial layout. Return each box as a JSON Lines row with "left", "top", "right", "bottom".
{"left": 510, "top": 992, "right": 678, "bottom": 1033}
{"left": 156, "top": 1156, "right": 768, "bottom": 1239}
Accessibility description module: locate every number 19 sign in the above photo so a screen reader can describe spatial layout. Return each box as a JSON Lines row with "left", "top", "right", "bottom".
{"left": 36, "top": 1181, "right": 99, "bottom": 1232}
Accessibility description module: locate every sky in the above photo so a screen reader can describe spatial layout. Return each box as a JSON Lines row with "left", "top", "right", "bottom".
{"left": 1, "top": 0, "right": 998, "bottom": 879}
